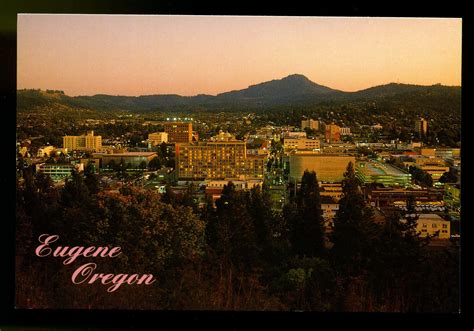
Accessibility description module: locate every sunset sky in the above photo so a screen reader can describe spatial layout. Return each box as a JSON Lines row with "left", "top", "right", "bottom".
{"left": 17, "top": 15, "right": 462, "bottom": 96}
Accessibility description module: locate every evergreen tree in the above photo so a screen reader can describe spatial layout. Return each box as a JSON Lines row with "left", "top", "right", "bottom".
{"left": 288, "top": 171, "right": 325, "bottom": 257}
{"left": 107, "top": 159, "right": 117, "bottom": 171}
{"left": 439, "top": 170, "right": 458, "bottom": 184}
{"left": 60, "top": 169, "right": 90, "bottom": 207}
{"left": 181, "top": 183, "right": 199, "bottom": 213}
{"left": 213, "top": 182, "right": 258, "bottom": 271}
{"left": 247, "top": 184, "right": 275, "bottom": 262}
{"left": 202, "top": 194, "right": 218, "bottom": 248}
{"left": 84, "top": 163, "right": 100, "bottom": 194}
{"left": 331, "top": 162, "right": 379, "bottom": 276}
{"left": 59, "top": 169, "right": 97, "bottom": 243}
{"left": 161, "top": 184, "right": 177, "bottom": 205}
{"left": 148, "top": 157, "right": 162, "bottom": 170}
{"left": 368, "top": 195, "right": 431, "bottom": 309}
{"left": 408, "top": 166, "right": 433, "bottom": 187}
{"left": 139, "top": 160, "right": 147, "bottom": 170}
{"left": 160, "top": 142, "right": 168, "bottom": 158}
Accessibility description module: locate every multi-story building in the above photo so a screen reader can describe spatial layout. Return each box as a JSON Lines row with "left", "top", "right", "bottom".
{"left": 148, "top": 132, "right": 168, "bottom": 147}
{"left": 92, "top": 151, "right": 158, "bottom": 169}
{"left": 164, "top": 122, "right": 193, "bottom": 143}
{"left": 415, "top": 117, "right": 428, "bottom": 136}
{"left": 244, "top": 155, "right": 266, "bottom": 179}
{"left": 325, "top": 124, "right": 341, "bottom": 143}
{"left": 415, "top": 164, "right": 450, "bottom": 182}
{"left": 35, "top": 162, "right": 84, "bottom": 181}
{"left": 366, "top": 187, "right": 444, "bottom": 208}
{"left": 414, "top": 156, "right": 446, "bottom": 166}
{"left": 176, "top": 141, "right": 265, "bottom": 180}
{"left": 301, "top": 118, "right": 319, "bottom": 131}
{"left": 321, "top": 196, "right": 339, "bottom": 227}
{"left": 356, "top": 160, "right": 412, "bottom": 187}
{"left": 283, "top": 138, "right": 320, "bottom": 152}
{"left": 435, "top": 148, "right": 461, "bottom": 160}
{"left": 63, "top": 131, "right": 102, "bottom": 152}
{"left": 444, "top": 183, "right": 460, "bottom": 207}
{"left": 210, "top": 131, "right": 237, "bottom": 142}
{"left": 283, "top": 131, "right": 307, "bottom": 139}
{"left": 289, "top": 152, "right": 355, "bottom": 183}
{"left": 420, "top": 148, "right": 436, "bottom": 157}
{"left": 413, "top": 214, "right": 450, "bottom": 239}
{"left": 320, "top": 183, "right": 344, "bottom": 202}
{"left": 340, "top": 127, "right": 352, "bottom": 136}
{"left": 247, "top": 148, "right": 270, "bottom": 157}
{"left": 323, "top": 143, "right": 357, "bottom": 154}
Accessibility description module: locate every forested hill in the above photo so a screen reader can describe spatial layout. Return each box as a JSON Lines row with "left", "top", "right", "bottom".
{"left": 17, "top": 74, "right": 461, "bottom": 113}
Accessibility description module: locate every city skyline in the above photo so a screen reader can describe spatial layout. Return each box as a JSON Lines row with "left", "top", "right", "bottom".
{"left": 17, "top": 15, "right": 462, "bottom": 96}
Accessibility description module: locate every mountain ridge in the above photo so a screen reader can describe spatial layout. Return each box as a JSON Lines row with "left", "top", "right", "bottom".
{"left": 17, "top": 74, "right": 461, "bottom": 112}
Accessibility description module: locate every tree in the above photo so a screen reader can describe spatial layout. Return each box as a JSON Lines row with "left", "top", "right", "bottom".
{"left": 439, "top": 170, "right": 457, "bottom": 184}
{"left": 165, "top": 158, "right": 175, "bottom": 168}
{"left": 212, "top": 182, "right": 258, "bottom": 271}
{"left": 161, "top": 184, "right": 177, "bottom": 205}
{"left": 331, "top": 162, "right": 379, "bottom": 276}
{"left": 59, "top": 169, "right": 99, "bottom": 243}
{"left": 94, "top": 188, "right": 205, "bottom": 274}
{"left": 202, "top": 194, "right": 218, "bottom": 247}
{"left": 247, "top": 184, "right": 280, "bottom": 263}
{"left": 180, "top": 183, "right": 199, "bottom": 213}
{"left": 60, "top": 169, "right": 91, "bottom": 207}
{"left": 408, "top": 166, "right": 433, "bottom": 187}
{"left": 84, "top": 163, "right": 100, "bottom": 194}
{"left": 139, "top": 160, "right": 147, "bottom": 170}
{"left": 107, "top": 159, "right": 117, "bottom": 171}
{"left": 160, "top": 142, "right": 169, "bottom": 158}
{"left": 148, "top": 157, "right": 162, "bottom": 170}
{"left": 287, "top": 171, "right": 325, "bottom": 257}
{"left": 367, "top": 195, "right": 431, "bottom": 310}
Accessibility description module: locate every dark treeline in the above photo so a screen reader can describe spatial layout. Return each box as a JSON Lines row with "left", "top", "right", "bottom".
{"left": 16, "top": 163, "right": 459, "bottom": 311}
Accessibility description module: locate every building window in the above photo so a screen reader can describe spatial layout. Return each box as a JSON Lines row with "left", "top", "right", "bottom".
{"left": 432, "top": 224, "right": 437, "bottom": 228}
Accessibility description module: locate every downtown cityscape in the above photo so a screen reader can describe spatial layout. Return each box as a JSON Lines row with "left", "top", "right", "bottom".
{"left": 15, "top": 15, "right": 461, "bottom": 311}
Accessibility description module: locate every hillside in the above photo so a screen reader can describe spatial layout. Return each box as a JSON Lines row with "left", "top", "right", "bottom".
{"left": 17, "top": 74, "right": 461, "bottom": 113}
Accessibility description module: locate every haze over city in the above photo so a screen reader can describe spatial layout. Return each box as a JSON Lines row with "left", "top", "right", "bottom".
{"left": 17, "top": 15, "right": 461, "bottom": 97}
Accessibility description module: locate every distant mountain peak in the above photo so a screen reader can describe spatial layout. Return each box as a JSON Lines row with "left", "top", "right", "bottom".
{"left": 17, "top": 77, "right": 460, "bottom": 113}
{"left": 217, "top": 73, "right": 339, "bottom": 100}
{"left": 282, "top": 73, "right": 311, "bottom": 80}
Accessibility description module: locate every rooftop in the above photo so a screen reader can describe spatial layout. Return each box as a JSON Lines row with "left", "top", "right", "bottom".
{"left": 93, "top": 152, "right": 157, "bottom": 157}
{"left": 409, "top": 214, "right": 448, "bottom": 221}
{"left": 290, "top": 151, "right": 354, "bottom": 157}
{"left": 357, "top": 160, "right": 409, "bottom": 176}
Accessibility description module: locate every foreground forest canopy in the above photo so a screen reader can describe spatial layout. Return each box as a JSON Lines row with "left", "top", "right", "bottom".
{"left": 16, "top": 164, "right": 459, "bottom": 311}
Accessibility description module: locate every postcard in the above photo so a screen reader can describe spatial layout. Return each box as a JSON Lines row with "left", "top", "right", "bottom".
{"left": 15, "top": 14, "right": 461, "bottom": 312}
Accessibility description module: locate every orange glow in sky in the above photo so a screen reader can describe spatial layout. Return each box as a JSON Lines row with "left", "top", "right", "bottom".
{"left": 17, "top": 15, "right": 462, "bottom": 96}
